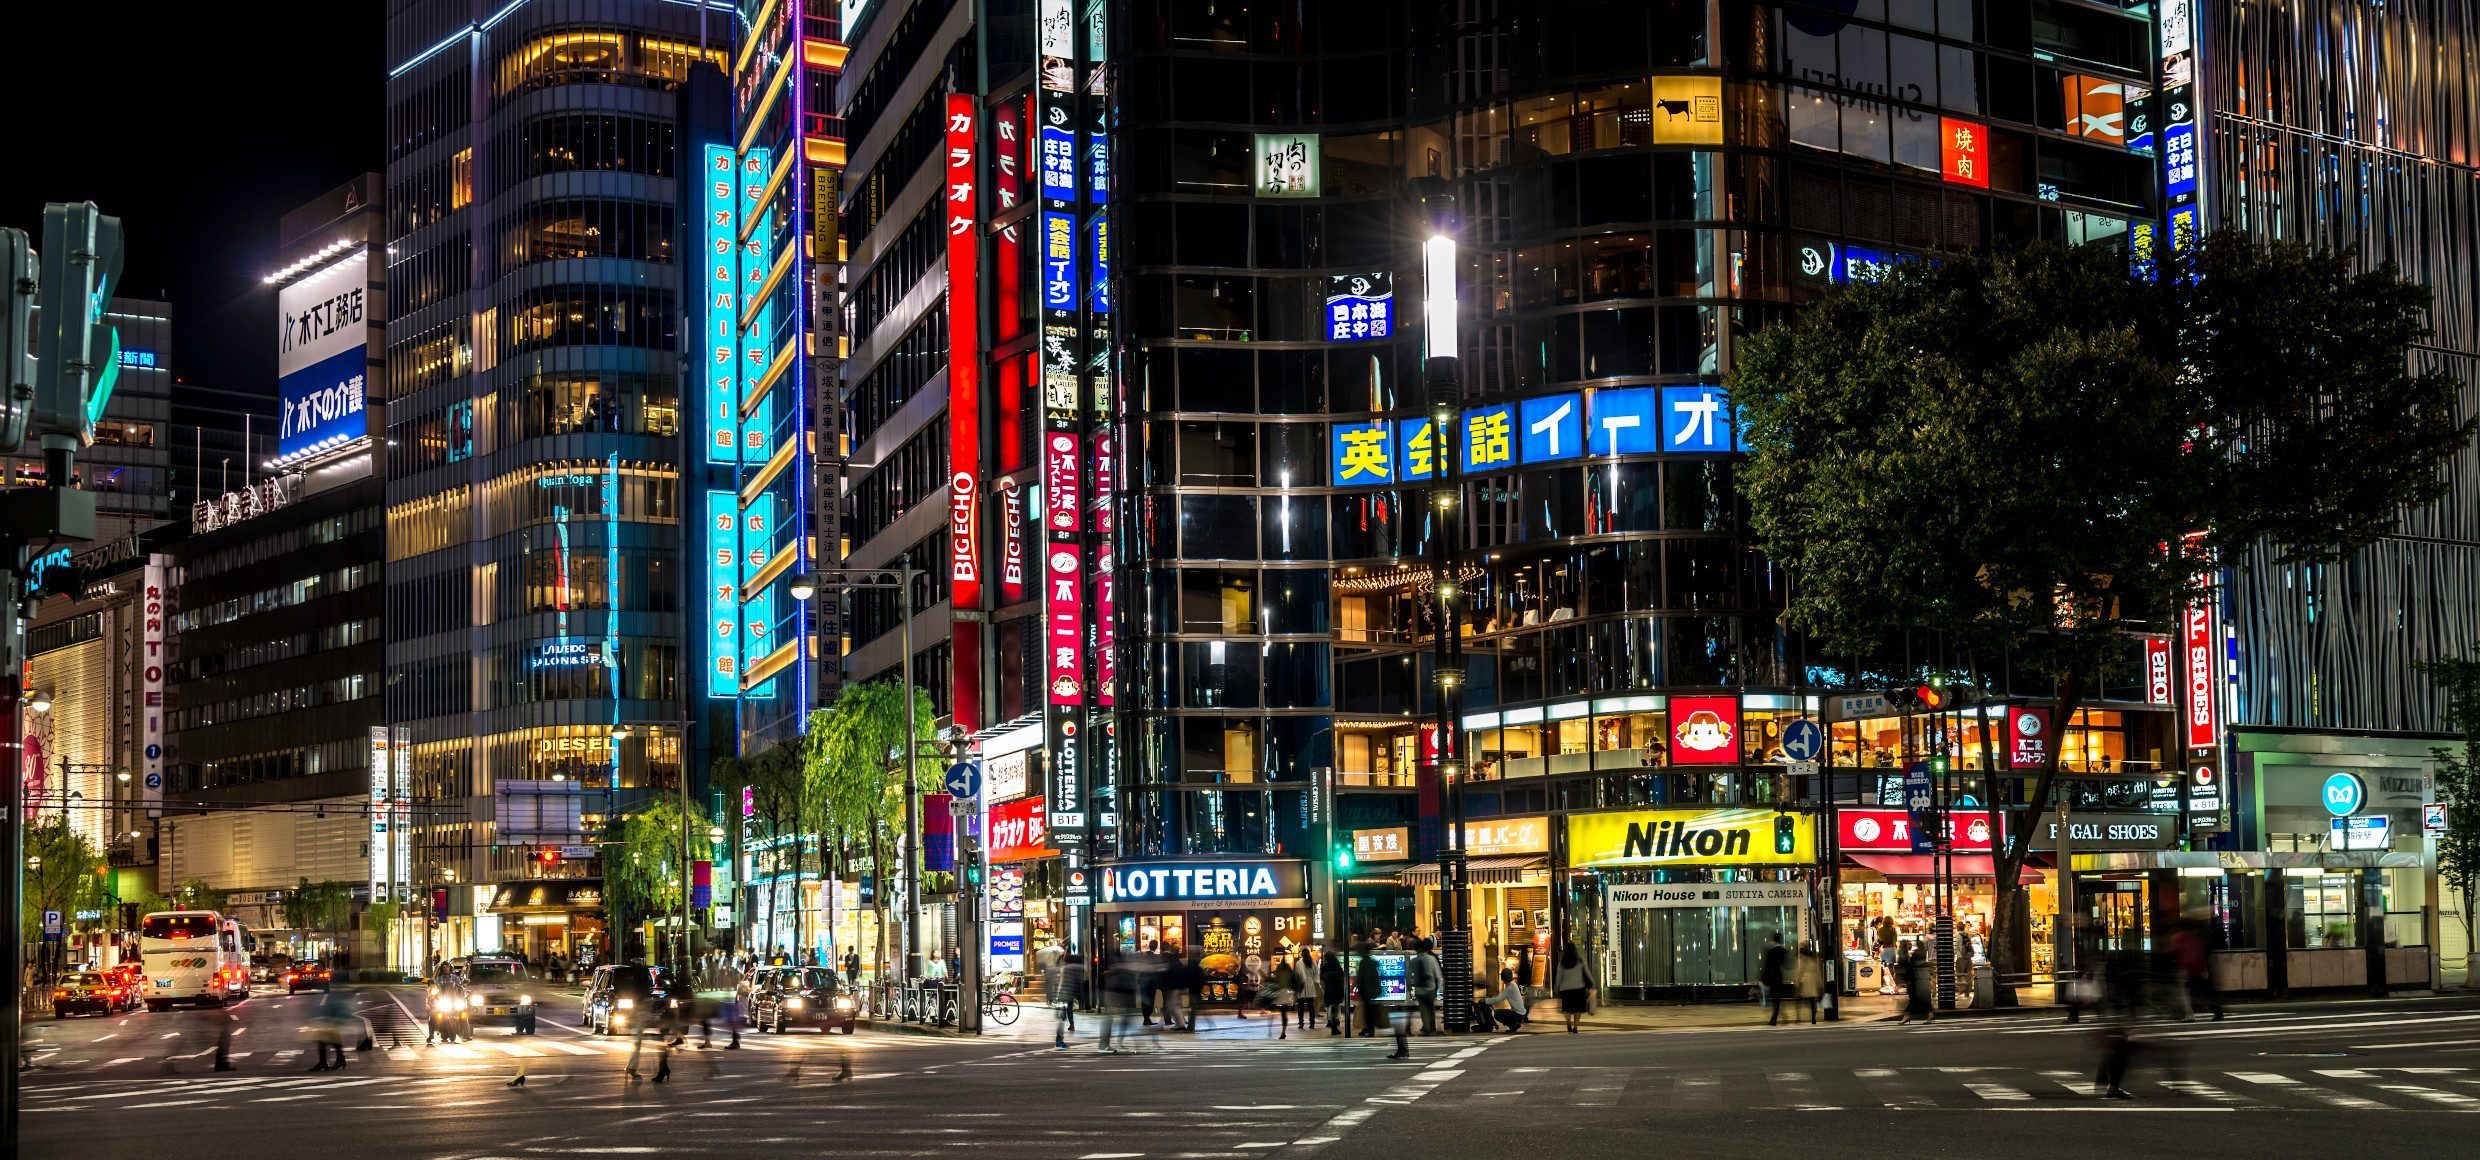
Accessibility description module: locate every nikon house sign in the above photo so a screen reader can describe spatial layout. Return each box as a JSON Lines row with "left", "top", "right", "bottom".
{"left": 1096, "top": 860, "right": 1308, "bottom": 911}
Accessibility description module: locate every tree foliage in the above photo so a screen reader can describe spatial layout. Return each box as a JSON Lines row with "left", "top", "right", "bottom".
{"left": 2423, "top": 656, "right": 2480, "bottom": 986}
{"left": 809, "top": 679, "right": 940, "bottom": 839}
{"left": 604, "top": 794, "right": 713, "bottom": 955}
{"left": 21, "top": 819, "right": 109, "bottom": 945}
{"left": 1730, "top": 231, "right": 2473, "bottom": 993}
{"left": 283, "top": 879, "right": 358, "bottom": 942}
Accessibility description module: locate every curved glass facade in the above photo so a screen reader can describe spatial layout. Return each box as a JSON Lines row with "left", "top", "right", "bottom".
{"left": 384, "top": 1, "right": 730, "bottom": 932}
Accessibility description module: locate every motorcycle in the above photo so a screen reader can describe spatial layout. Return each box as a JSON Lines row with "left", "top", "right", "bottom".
{"left": 426, "top": 980, "right": 474, "bottom": 1043}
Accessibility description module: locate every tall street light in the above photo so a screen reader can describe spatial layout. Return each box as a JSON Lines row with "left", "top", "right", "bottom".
{"left": 1421, "top": 185, "right": 1475, "bottom": 1035}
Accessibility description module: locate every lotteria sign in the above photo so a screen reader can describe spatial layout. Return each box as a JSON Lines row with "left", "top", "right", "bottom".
{"left": 1096, "top": 860, "right": 1308, "bottom": 910}
{"left": 1567, "top": 808, "right": 1816, "bottom": 868}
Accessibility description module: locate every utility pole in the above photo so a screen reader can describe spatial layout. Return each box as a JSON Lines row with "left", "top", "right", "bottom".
{"left": 4, "top": 203, "right": 119, "bottom": 1144}
{"left": 1418, "top": 184, "right": 1474, "bottom": 1034}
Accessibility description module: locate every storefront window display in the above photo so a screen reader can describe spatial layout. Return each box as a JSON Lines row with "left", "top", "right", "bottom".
{"left": 1563, "top": 807, "right": 1821, "bottom": 999}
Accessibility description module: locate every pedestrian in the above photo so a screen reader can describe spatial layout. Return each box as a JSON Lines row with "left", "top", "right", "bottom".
{"left": 1050, "top": 952, "right": 1083, "bottom": 1048}
{"left": 1408, "top": 938, "right": 1442, "bottom": 1035}
{"left": 1352, "top": 941, "right": 1382, "bottom": 1037}
{"left": 1138, "top": 940, "right": 1167, "bottom": 1027}
{"left": 1552, "top": 939, "right": 1595, "bottom": 1033}
{"left": 1761, "top": 932, "right": 1791, "bottom": 1025}
{"left": 1163, "top": 949, "right": 1198, "bottom": 1031}
{"left": 1515, "top": 944, "right": 1534, "bottom": 992}
{"left": 1264, "top": 953, "right": 1305, "bottom": 1039}
{"left": 1897, "top": 941, "right": 1934, "bottom": 1024}
{"left": 2171, "top": 916, "right": 2222, "bottom": 1021}
{"left": 843, "top": 948, "right": 862, "bottom": 988}
{"left": 309, "top": 988, "right": 351, "bottom": 1071}
{"left": 1319, "top": 944, "right": 1349, "bottom": 1035}
{"left": 1476, "top": 968, "right": 1528, "bottom": 1032}
{"left": 1293, "top": 946, "right": 1323, "bottom": 1031}
{"left": 2091, "top": 949, "right": 2147, "bottom": 1099}
{"left": 1793, "top": 939, "right": 1825, "bottom": 1024}
{"left": 1097, "top": 949, "right": 1137, "bottom": 1054}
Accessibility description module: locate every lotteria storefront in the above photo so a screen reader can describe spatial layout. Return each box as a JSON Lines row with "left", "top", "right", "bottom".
{"left": 1564, "top": 808, "right": 1821, "bottom": 1001}
{"left": 1097, "top": 859, "right": 1316, "bottom": 1004}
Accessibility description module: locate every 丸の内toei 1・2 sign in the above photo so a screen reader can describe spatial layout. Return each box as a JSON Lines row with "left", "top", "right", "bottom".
{"left": 1567, "top": 808, "right": 1817, "bottom": 868}
{"left": 1096, "top": 860, "right": 1310, "bottom": 910}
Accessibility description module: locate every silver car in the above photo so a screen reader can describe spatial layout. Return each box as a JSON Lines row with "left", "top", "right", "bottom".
{"left": 452, "top": 956, "right": 540, "bottom": 1034}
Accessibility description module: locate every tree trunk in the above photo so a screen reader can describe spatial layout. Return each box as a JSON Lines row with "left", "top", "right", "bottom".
{"left": 871, "top": 804, "right": 888, "bottom": 998}
{"left": 1987, "top": 667, "right": 2086, "bottom": 1008}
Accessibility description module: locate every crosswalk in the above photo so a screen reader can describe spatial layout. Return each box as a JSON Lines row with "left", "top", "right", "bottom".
{"left": 1890, "top": 1003, "right": 2480, "bottom": 1050}
{"left": 23, "top": 1027, "right": 907, "bottom": 1076}
{"left": 1461, "top": 1063, "right": 2480, "bottom": 1112}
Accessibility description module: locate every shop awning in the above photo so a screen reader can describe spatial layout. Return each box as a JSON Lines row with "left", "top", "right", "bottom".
{"left": 486, "top": 880, "right": 605, "bottom": 913}
{"left": 1846, "top": 855, "right": 2041, "bottom": 885}
{"left": 1398, "top": 857, "right": 1547, "bottom": 886}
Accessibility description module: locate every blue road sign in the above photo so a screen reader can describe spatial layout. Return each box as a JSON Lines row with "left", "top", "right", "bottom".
{"left": 43, "top": 909, "right": 63, "bottom": 939}
{"left": 1780, "top": 720, "right": 1824, "bottom": 763}
{"left": 944, "top": 761, "right": 982, "bottom": 801}
{"left": 1903, "top": 762, "right": 1937, "bottom": 854}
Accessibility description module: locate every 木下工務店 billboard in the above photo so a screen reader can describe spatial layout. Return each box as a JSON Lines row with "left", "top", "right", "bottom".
{"left": 276, "top": 248, "right": 369, "bottom": 461}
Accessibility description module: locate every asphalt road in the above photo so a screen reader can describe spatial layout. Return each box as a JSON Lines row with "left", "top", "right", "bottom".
{"left": 17, "top": 987, "right": 2480, "bottom": 1159}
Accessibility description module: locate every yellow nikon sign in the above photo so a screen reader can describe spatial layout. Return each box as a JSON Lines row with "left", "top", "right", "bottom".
{"left": 1566, "top": 808, "right": 1814, "bottom": 868}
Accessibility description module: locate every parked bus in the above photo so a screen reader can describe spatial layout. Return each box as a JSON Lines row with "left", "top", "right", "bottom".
{"left": 138, "top": 910, "right": 253, "bottom": 1010}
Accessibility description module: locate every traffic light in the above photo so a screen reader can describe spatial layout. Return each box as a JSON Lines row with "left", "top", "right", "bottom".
{"left": 1884, "top": 677, "right": 1957, "bottom": 713}
{"left": 1, "top": 227, "right": 34, "bottom": 451}
{"left": 1332, "top": 842, "right": 1355, "bottom": 873}
{"left": 1773, "top": 813, "right": 1797, "bottom": 855}
{"left": 32, "top": 202, "right": 124, "bottom": 451}
{"left": 538, "top": 848, "right": 561, "bottom": 867}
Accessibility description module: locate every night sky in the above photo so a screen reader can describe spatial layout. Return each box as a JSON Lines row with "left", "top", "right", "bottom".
{"left": 2, "top": 8, "right": 385, "bottom": 403}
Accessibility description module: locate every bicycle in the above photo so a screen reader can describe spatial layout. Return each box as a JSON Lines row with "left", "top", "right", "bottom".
{"left": 981, "top": 985, "right": 1020, "bottom": 1026}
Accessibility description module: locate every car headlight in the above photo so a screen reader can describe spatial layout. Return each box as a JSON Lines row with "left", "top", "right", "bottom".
{"left": 786, "top": 996, "right": 805, "bottom": 1010}
{"left": 617, "top": 997, "right": 634, "bottom": 1010}
{"left": 519, "top": 994, "right": 533, "bottom": 1006}
{"left": 834, "top": 996, "right": 856, "bottom": 1011}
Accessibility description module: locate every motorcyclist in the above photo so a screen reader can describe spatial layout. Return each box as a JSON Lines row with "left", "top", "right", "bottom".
{"left": 426, "top": 970, "right": 473, "bottom": 1044}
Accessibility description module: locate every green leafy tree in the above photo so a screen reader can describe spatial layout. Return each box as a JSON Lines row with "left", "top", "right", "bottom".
{"left": 283, "top": 878, "right": 359, "bottom": 962}
{"left": 172, "top": 877, "right": 230, "bottom": 914}
{"left": 22, "top": 820, "right": 110, "bottom": 978}
{"left": 713, "top": 739, "right": 806, "bottom": 955}
{"left": 365, "top": 899, "right": 404, "bottom": 975}
{"left": 603, "top": 795, "right": 712, "bottom": 966}
{"left": 2424, "top": 656, "right": 2480, "bottom": 988}
{"left": 809, "top": 680, "right": 938, "bottom": 978}
{"left": 1731, "top": 233, "right": 2472, "bottom": 999}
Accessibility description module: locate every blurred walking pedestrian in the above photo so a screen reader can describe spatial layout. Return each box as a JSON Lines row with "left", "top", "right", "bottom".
{"left": 1319, "top": 945, "right": 1349, "bottom": 1035}
{"left": 1264, "top": 953, "right": 1305, "bottom": 1039}
{"left": 1053, "top": 952, "right": 1087, "bottom": 1047}
{"left": 1761, "top": 933, "right": 1791, "bottom": 1025}
{"left": 1408, "top": 939, "right": 1442, "bottom": 1035}
{"left": 1793, "top": 940, "right": 1825, "bottom": 1024}
{"left": 2171, "top": 916, "right": 2222, "bottom": 1021}
{"left": 1097, "top": 949, "right": 1137, "bottom": 1054}
{"left": 1897, "top": 941, "right": 1934, "bottom": 1024}
{"left": 1293, "top": 946, "right": 1323, "bottom": 1031}
{"left": 1353, "top": 941, "right": 1381, "bottom": 1038}
{"left": 308, "top": 988, "right": 351, "bottom": 1071}
{"left": 1552, "top": 940, "right": 1595, "bottom": 1033}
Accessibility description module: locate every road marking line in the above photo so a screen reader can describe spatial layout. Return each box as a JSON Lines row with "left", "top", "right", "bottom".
{"left": 2354, "top": 1038, "right": 2480, "bottom": 1050}
{"left": 1965, "top": 1082, "right": 2031, "bottom": 1102}
{"left": 2228, "top": 1071, "right": 2394, "bottom": 1110}
{"left": 2366, "top": 1082, "right": 2478, "bottom": 1108}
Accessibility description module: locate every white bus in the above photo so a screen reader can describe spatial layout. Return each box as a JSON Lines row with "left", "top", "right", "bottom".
{"left": 139, "top": 910, "right": 253, "bottom": 1010}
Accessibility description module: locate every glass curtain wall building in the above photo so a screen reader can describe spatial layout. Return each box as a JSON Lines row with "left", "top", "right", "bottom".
{"left": 384, "top": 0, "right": 730, "bottom": 961}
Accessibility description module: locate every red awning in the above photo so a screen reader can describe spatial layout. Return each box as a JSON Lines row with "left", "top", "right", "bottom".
{"left": 1847, "top": 854, "right": 2044, "bottom": 884}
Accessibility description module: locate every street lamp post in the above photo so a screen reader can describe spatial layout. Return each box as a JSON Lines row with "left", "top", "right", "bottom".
{"left": 1421, "top": 189, "right": 1475, "bottom": 1034}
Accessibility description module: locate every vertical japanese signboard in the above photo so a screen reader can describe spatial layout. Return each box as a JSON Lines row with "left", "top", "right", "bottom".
{"left": 137, "top": 560, "right": 168, "bottom": 816}
{"left": 946, "top": 93, "right": 985, "bottom": 732}
{"left": 2157, "top": 0, "right": 2207, "bottom": 246}
{"left": 2183, "top": 602, "right": 2217, "bottom": 752}
{"left": 1038, "top": 0, "right": 1087, "bottom": 839}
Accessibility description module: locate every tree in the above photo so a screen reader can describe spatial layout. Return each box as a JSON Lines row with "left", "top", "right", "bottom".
{"left": 172, "top": 877, "right": 230, "bottom": 914}
{"left": 603, "top": 795, "right": 712, "bottom": 966}
{"left": 283, "top": 878, "right": 358, "bottom": 961}
{"left": 1731, "top": 232, "right": 2473, "bottom": 1001}
{"left": 712, "top": 739, "right": 805, "bottom": 955}
{"left": 808, "top": 680, "right": 938, "bottom": 979}
{"left": 21, "top": 820, "right": 109, "bottom": 980}
{"left": 2424, "top": 656, "right": 2480, "bottom": 989}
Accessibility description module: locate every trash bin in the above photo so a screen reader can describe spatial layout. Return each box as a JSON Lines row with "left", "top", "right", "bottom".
{"left": 1973, "top": 963, "right": 1996, "bottom": 1009}
{"left": 1849, "top": 957, "right": 1881, "bottom": 995}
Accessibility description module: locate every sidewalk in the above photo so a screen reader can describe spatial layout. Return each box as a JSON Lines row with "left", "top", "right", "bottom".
{"left": 1550, "top": 986, "right": 2058, "bottom": 1032}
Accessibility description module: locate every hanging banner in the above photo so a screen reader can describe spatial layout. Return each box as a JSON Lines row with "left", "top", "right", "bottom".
{"left": 2145, "top": 637, "right": 2174, "bottom": 705}
{"left": 946, "top": 93, "right": 985, "bottom": 733}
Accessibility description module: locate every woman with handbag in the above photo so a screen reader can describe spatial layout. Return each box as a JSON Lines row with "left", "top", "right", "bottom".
{"left": 1552, "top": 940, "right": 1595, "bottom": 1033}
{"left": 1263, "top": 953, "right": 1305, "bottom": 1039}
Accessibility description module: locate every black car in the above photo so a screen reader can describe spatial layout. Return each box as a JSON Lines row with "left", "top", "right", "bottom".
{"left": 582, "top": 964, "right": 670, "bottom": 1036}
{"left": 748, "top": 966, "right": 856, "bottom": 1034}
{"left": 455, "top": 956, "right": 539, "bottom": 1033}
